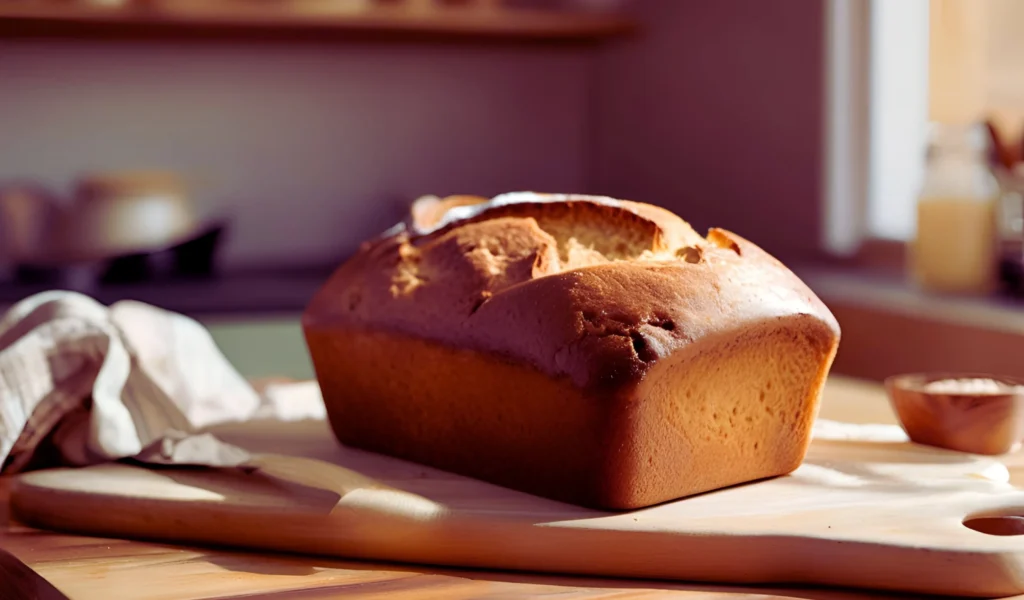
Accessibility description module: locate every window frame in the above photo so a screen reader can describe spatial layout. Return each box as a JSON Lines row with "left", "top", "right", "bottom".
{"left": 822, "top": 0, "right": 931, "bottom": 256}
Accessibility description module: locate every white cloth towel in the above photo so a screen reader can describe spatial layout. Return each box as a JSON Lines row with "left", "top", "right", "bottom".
{"left": 0, "top": 291, "right": 324, "bottom": 474}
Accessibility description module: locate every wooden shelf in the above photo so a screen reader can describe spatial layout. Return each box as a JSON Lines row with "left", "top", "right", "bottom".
{"left": 0, "top": 1, "right": 637, "bottom": 43}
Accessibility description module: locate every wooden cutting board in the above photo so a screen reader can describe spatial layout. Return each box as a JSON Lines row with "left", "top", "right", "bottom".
{"left": 10, "top": 418, "right": 1024, "bottom": 598}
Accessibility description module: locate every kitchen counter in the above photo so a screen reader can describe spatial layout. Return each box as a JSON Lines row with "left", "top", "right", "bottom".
{"left": 0, "top": 266, "right": 333, "bottom": 318}
{"left": 1, "top": 376, "right": 1021, "bottom": 600}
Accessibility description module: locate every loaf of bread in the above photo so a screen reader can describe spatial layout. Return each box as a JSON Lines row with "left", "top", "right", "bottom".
{"left": 303, "top": 193, "right": 840, "bottom": 509}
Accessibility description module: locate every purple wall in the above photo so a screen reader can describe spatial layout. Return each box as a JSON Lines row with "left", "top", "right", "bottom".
{"left": 591, "top": 0, "right": 826, "bottom": 258}
{"left": 0, "top": 1, "right": 827, "bottom": 268}
{"left": 0, "top": 41, "right": 591, "bottom": 268}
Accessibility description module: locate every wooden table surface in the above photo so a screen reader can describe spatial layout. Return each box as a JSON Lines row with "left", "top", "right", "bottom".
{"left": 1, "top": 376, "right": 1021, "bottom": 600}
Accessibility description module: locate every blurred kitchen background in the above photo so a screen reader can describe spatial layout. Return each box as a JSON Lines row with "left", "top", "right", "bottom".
{"left": 1, "top": 0, "right": 1021, "bottom": 384}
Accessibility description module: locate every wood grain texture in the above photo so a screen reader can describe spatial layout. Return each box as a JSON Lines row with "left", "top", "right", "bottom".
{"left": 0, "top": 0, "right": 636, "bottom": 43}
{"left": 10, "top": 380, "right": 1024, "bottom": 597}
{"left": 4, "top": 376, "right": 1024, "bottom": 600}
{"left": 0, "top": 477, "right": 917, "bottom": 600}
{"left": 0, "top": 546, "right": 70, "bottom": 600}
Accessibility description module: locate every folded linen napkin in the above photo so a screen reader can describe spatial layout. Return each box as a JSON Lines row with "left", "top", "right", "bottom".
{"left": 0, "top": 290, "right": 324, "bottom": 474}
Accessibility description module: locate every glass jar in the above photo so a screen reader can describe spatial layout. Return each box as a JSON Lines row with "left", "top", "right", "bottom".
{"left": 910, "top": 122, "right": 1001, "bottom": 295}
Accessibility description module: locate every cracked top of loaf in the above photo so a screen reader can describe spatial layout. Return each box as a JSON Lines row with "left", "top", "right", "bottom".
{"left": 304, "top": 192, "right": 840, "bottom": 393}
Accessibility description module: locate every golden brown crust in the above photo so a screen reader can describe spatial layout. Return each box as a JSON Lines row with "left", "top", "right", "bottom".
{"left": 304, "top": 193, "right": 839, "bottom": 394}
{"left": 306, "top": 327, "right": 619, "bottom": 508}
{"left": 304, "top": 192, "right": 841, "bottom": 508}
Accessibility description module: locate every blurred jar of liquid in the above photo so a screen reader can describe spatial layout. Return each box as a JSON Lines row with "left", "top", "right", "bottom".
{"left": 910, "top": 122, "right": 1001, "bottom": 295}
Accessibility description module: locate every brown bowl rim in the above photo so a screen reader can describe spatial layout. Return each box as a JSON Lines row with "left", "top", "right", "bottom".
{"left": 884, "top": 372, "right": 1024, "bottom": 398}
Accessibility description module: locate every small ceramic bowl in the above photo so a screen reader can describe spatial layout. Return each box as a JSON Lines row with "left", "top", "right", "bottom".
{"left": 885, "top": 372, "right": 1024, "bottom": 455}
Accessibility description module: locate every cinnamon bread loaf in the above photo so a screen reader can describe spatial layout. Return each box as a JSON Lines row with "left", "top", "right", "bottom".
{"left": 303, "top": 193, "right": 840, "bottom": 509}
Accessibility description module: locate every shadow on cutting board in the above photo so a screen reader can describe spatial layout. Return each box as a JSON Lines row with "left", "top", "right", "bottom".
{"left": 197, "top": 545, "right": 948, "bottom": 600}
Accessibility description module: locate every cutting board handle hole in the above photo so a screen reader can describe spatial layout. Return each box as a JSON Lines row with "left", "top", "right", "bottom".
{"left": 963, "top": 515, "right": 1024, "bottom": 536}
